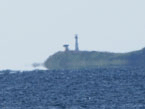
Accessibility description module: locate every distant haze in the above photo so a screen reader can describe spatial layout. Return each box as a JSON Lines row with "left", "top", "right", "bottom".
{"left": 0, "top": 0, "right": 145, "bottom": 70}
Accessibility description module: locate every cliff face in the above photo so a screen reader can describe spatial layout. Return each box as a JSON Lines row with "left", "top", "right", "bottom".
{"left": 44, "top": 48, "right": 145, "bottom": 70}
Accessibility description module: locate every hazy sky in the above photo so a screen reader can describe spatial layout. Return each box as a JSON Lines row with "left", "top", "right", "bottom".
{"left": 0, "top": 0, "right": 145, "bottom": 70}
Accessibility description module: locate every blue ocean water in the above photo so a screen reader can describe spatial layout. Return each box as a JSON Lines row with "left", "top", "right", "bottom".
{"left": 0, "top": 67, "right": 145, "bottom": 109}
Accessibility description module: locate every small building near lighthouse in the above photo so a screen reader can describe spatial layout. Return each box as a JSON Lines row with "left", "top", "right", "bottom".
{"left": 63, "top": 34, "right": 79, "bottom": 52}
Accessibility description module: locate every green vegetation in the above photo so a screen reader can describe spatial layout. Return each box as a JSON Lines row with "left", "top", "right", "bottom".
{"left": 44, "top": 48, "right": 145, "bottom": 70}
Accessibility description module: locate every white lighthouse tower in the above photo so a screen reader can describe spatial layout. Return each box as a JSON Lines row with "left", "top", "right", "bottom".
{"left": 75, "top": 34, "right": 79, "bottom": 52}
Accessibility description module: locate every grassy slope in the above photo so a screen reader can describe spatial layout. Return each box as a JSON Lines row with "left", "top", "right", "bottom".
{"left": 44, "top": 48, "right": 145, "bottom": 70}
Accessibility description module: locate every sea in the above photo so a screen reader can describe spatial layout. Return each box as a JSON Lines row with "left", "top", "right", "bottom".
{"left": 0, "top": 66, "right": 145, "bottom": 109}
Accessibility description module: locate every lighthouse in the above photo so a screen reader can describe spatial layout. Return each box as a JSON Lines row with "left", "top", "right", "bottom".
{"left": 75, "top": 34, "right": 79, "bottom": 52}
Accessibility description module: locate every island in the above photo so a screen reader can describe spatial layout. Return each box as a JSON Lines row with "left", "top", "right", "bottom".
{"left": 44, "top": 35, "right": 145, "bottom": 70}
